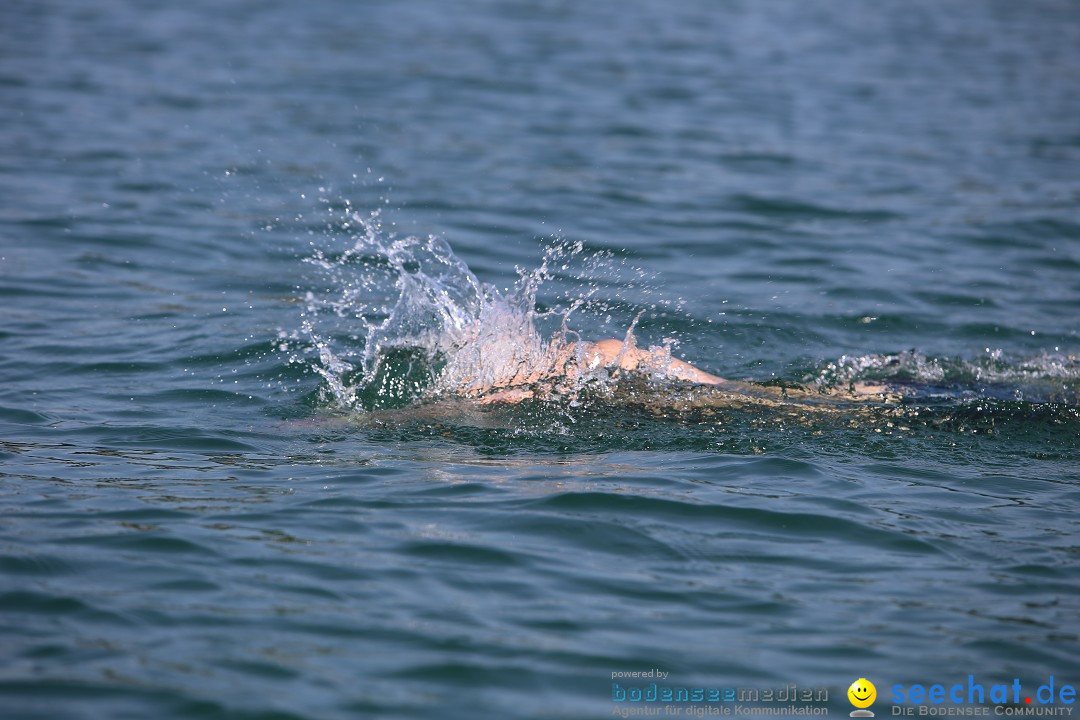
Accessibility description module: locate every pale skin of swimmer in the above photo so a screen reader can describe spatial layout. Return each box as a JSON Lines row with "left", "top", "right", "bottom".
{"left": 472, "top": 337, "right": 893, "bottom": 405}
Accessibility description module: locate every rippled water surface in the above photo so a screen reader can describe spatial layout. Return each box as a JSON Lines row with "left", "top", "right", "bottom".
{"left": 2, "top": 1, "right": 1079, "bottom": 718}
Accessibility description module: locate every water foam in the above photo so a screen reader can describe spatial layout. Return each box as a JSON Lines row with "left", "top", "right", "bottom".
{"left": 806, "top": 349, "right": 1080, "bottom": 403}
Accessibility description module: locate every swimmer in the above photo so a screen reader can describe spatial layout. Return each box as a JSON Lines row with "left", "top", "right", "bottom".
{"left": 465, "top": 336, "right": 895, "bottom": 406}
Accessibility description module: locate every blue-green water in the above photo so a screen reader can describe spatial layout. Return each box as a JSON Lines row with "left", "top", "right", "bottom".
{"left": 2, "top": 1, "right": 1079, "bottom": 718}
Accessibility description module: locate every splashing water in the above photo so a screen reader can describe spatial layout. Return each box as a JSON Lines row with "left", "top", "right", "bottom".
{"left": 292, "top": 211, "right": 635, "bottom": 410}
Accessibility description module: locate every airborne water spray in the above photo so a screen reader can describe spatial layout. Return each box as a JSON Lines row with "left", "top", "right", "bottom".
{"left": 287, "top": 208, "right": 683, "bottom": 411}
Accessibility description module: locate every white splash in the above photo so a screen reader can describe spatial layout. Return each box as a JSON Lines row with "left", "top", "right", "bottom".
{"left": 295, "top": 211, "right": 619, "bottom": 409}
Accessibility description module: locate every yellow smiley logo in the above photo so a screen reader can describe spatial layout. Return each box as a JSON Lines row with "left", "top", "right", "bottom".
{"left": 848, "top": 678, "right": 877, "bottom": 712}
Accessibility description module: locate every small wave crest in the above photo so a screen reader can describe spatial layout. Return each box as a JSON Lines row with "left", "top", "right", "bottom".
{"left": 806, "top": 349, "right": 1080, "bottom": 404}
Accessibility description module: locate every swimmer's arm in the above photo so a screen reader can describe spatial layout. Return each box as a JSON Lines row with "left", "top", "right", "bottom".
{"left": 473, "top": 338, "right": 725, "bottom": 404}
{"left": 584, "top": 341, "right": 897, "bottom": 399}
{"left": 582, "top": 339, "right": 726, "bottom": 385}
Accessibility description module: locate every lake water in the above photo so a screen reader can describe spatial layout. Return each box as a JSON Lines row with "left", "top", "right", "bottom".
{"left": 2, "top": 1, "right": 1079, "bottom": 718}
